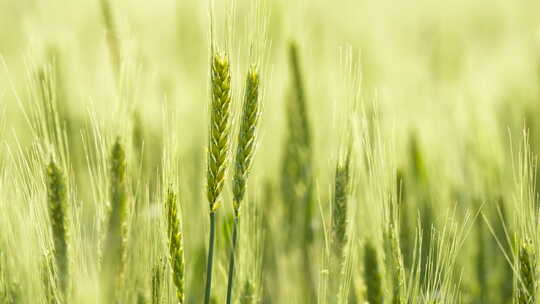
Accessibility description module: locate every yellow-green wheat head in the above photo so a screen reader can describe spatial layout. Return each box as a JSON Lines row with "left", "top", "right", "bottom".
{"left": 207, "top": 52, "right": 232, "bottom": 213}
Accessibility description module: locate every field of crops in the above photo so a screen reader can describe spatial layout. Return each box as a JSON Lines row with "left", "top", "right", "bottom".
{"left": 2, "top": 0, "right": 540, "bottom": 303}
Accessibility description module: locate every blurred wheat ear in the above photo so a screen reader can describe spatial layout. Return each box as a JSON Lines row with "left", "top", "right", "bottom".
{"left": 165, "top": 188, "right": 185, "bottom": 304}
{"left": 102, "top": 137, "right": 129, "bottom": 302}
{"left": 45, "top": 159, "right": 68, "bottom": 300}
{"left": 205, "top": 51, "right": 233, "bottom": 304}
{"left": 99, "top": 0, "right": 120, "bottom": 77}
{"left": 281, "top": 41, "right": 316, "bottom": 302}
{"left": 364, "top": 240, "right": 383, "bottom": 304}
{"left": 331, "top": 152, "right": 351, "bottom": 258}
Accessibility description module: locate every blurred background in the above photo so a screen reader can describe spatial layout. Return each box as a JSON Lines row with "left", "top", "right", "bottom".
{"left": 2, "top": 0, "right": 540, "bottom": 303}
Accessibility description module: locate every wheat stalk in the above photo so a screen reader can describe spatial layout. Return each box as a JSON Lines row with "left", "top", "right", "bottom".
{"left": 204, "top": 52, "right": 233, "bottom": 304}
{"left": 226, "top": 65, "right": 261, "bottom": 304}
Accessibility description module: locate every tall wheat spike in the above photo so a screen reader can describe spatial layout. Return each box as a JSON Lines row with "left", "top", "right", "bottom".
{"left": 165, "top": 188, "right": 185, "bottom": 304}
{"left": 204, "top": 52, "right": 233, "bottom": 304}
{"left": 282, "top": 41, "right": 316, "bottom": 302}
{"left": 226, "top": 65, "right": 261, "bottom": 304}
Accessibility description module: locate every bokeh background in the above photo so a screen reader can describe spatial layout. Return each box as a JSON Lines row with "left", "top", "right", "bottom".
{"left": 2, "top": 0, "right": 540, "bottom": 303}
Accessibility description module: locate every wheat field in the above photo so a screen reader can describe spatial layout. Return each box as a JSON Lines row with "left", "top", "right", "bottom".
{"left": 1, "top": 0, "right": 540, "bottom": 303}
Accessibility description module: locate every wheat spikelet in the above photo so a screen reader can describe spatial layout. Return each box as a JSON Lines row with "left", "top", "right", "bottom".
{"left": 165, "top": 188, "right": 185, "bottom": 304}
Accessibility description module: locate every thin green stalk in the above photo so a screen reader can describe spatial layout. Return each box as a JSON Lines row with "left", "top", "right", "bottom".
{"left": 204, "top": 212, "right": 217, "bottom": 304}
{"left": 226, "top": 217, "right": 239, "bottom": 304}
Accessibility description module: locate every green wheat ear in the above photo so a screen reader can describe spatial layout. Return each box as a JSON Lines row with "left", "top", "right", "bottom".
{"left": 364, "top": 240, "right": 383, "bottom": 304}
{"left": 207, "top": 52, "right": 232, "bottom": 212}
{"left": 165, "top": 188, "right": 185, "bottom": 304}
{"left": 46, "top": 159, "right": 68, "bottom": 298}
{"left": 102, "top": 137, "right": 129, "bottom": 301}
{"left": 331, "top": 151, "right": 351, "bottom": 257}
{"left": 232, "top": 65, "right": 260, "bottom": 215}
{"left": 515, "top": 237, "right": 536, "bottom": 304}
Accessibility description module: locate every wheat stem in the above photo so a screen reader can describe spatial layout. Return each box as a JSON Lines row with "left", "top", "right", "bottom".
{"left": 226, "top": 217, "right": 240, "bottom": 304}
{"left": 226, "top": 65, "right": 261, "bottom": 304}
{"left": 204, "top": 51, "right": 233, "bottom": 304}
{"left": 204, "top": 212, "right": 217, "bottom": 304}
